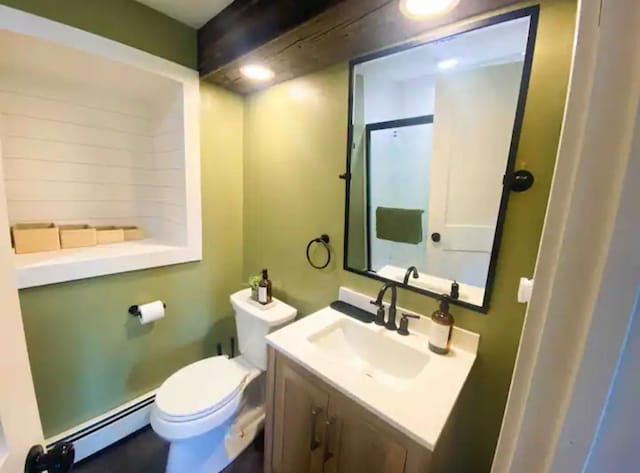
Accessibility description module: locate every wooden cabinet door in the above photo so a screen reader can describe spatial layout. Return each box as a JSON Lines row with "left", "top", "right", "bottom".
{"left": 324, "top": 397, "right": 408, "bottom": 473}
{"left": 271, "top": 356, "right": 329, "bottom": 473}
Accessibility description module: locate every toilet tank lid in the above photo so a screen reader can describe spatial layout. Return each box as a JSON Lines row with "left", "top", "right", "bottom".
{"left": 230, "top": 289, "right": 297, "bottom": 326}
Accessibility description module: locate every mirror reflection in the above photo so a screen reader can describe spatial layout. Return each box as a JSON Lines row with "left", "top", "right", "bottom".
{"left": 345, "top": 14, "right": 536, "bottom": 310}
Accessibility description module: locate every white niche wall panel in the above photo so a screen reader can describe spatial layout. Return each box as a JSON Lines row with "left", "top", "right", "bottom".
{"left": 0, "top": 7, "right": 202, "bottom": 288}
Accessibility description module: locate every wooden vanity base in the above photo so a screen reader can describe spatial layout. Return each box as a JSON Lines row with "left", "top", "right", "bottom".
{"left": 264, "top": 347, "right": 432, "bottom": 473}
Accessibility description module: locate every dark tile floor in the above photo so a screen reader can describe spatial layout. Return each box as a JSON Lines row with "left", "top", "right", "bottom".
{"left": 73, "top": 427, "right": 264, "bottom": 473}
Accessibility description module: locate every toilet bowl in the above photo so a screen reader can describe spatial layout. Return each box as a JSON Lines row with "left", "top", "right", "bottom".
{"left": 150, "top": 289, "right": 297, "bottom": 473}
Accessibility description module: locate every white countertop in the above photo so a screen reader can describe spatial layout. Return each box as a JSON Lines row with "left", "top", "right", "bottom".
{"left": 266, "top": 287, "right": 479, "bottom": 451}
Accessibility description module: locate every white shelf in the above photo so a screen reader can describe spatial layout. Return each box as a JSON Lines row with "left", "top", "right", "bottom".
{"left": 15, "top": 239, "right": 199, "bottom": 289}
{"left": 0, "top": 7, "right": 203, "bottom": 289}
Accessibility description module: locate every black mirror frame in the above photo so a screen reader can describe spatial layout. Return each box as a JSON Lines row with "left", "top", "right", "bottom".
{"left": 341, "top": 6, "right": 540, "bottom": 313}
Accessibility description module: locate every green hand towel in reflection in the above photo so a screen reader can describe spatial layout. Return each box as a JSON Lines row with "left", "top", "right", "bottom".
{"left": 375, "top": 207, "right": 424, "bottom": 244}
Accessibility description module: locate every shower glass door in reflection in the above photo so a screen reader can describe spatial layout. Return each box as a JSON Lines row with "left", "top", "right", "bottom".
{"left": 365, "top": 116, "right": 433, "bottom": 274}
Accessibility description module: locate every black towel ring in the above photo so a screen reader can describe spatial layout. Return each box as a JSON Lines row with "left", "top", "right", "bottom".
{"left": 306, "top": 234, "right": 331, "bottom": 270}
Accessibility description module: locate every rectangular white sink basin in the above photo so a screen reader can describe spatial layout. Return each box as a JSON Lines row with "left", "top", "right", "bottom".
{"left": 308, "top": 318, "right": 429, "bottom": 390}
{"left": 266, "top": 288, "right": 479, "bottom": 451}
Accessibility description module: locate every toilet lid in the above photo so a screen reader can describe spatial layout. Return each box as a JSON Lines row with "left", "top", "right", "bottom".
{"left": 155, "top": 356, "right": 248, "bottom": 420}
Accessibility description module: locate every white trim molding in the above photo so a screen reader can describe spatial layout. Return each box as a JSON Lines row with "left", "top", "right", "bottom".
{"left": 491, "top": 0, "right": 640, "bottom": 472}
{"left": 46, "top": 391, "right": 156, "bottom": 463}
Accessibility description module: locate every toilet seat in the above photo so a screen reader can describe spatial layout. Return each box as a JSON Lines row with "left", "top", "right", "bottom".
{"left": 152, "top": 391, "right": 243, "bottom": 441}
{"left": 151, "top": 356, "right": 260, "bottom": 441}
{"left": 155, "top": 356, "right": 249, "bottom": 422}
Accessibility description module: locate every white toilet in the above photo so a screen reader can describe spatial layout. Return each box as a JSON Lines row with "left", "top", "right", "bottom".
{"left": 150, "top": 289, "right": 297, "bottom": 473}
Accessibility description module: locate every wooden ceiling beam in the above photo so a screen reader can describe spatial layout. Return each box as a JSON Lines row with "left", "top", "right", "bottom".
{"left": 198, "top": 0, "right": 343, "bottom": 77}
{"left": 198, "top": 0, "right": 521, "bottom": 94}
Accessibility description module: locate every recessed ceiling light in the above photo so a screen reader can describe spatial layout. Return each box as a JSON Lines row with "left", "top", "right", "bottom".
{"left": 437, "top": 58, "right": 459, "bottom": 70}
{"left": 399, "top": 0, "right": 461, "bottom": 19}
{"left": 240, "top": 64, "right": 274, "bottom": 82}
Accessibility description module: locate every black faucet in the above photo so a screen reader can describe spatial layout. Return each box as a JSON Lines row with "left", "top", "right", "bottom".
{"left": 402, "top": 266, "right": 419, "bottom": 286}
{"left": 370, "top": 281, "right": 400, "bottom": 331}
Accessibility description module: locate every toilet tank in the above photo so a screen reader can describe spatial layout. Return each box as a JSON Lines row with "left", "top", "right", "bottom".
{"left": 230, "top": 289, "right": 297, "bottom": 370}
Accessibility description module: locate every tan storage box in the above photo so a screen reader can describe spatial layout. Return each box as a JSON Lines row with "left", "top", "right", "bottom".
{"left": 59, "top": 225, "right": 97, "bottom": 249}
{"left": 95, "top": 226, "right": 125, "bottom": 244}
{"left": 12, "top": 223, "right": 60, "bottom": 254}
{"left": 121, "top": 226, "right": 144, "bottom": 241}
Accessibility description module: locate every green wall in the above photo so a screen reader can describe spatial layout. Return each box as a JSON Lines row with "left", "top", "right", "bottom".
{"left": 243, "top": 1, "right": 576, "bottom": 471}
{"left": 0, "top": 0, "right": 197, "bottom": 68}
{"left": 347, "top": 74, "right": 367, "bottom": 270}
{"left": 20, "top": 83, "right": 244, "bottom": 436}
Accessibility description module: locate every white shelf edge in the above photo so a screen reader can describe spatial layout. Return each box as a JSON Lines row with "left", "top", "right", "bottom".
{"left": 15, "top": 239, "right": 201, "bottom": 289}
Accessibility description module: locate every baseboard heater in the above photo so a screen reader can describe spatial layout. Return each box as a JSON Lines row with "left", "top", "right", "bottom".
{"left": 46, "top": 390, "right": 157, "bottom": 463}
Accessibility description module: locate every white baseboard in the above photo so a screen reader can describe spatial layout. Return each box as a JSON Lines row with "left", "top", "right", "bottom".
{"left": 46, "top": 390, "right": 157, "bottom": 462}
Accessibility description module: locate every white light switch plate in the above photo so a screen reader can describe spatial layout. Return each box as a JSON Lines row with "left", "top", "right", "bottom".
{"left": 518, "top": 277, "right": 534, "bottom": 303}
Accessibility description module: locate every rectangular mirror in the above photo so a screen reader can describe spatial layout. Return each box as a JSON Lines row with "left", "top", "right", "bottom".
{"left": 343, "top": 8, "right": 539, "bottom": 312}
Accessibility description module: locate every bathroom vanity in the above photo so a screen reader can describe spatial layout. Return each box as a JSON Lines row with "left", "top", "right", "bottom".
{"left": 264, "top": 289, "right": 479, "bottom": 473}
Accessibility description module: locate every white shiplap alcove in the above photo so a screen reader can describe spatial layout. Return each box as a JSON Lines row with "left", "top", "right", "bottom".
{"left": 0, "top": 6, "right": 202, "bottom": 288}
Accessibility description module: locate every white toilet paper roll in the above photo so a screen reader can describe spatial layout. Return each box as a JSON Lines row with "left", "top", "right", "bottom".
{"left": 137, "top": 300, "right": 165, "bottom": 324}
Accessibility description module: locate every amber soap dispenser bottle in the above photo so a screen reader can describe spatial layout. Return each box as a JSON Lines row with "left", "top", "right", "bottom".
{"left": 258, "top": 268, "right": 272, "bottom": 305}
{"left": 429, "top": 295, "right": 454, "bottom": 355}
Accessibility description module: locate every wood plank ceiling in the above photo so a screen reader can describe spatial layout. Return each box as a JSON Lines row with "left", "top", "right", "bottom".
{"left": 198, "top": 0, "right": 520, "bottom": 94}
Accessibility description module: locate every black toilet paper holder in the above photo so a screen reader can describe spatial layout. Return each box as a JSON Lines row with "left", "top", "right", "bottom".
{"left": 128, "top": 303, "right": 167, "bottom": 317}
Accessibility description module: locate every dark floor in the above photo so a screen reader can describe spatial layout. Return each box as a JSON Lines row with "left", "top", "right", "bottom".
{"left": 73, "top": 427, "right": 264, "bottom": 473}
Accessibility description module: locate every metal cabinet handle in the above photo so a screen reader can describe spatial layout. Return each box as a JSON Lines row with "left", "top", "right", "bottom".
{"left": 323, "top": 416, "right": 337, "bottom": 464}
{"left": 309, "top": 407, "right": 323, "bottom": 451}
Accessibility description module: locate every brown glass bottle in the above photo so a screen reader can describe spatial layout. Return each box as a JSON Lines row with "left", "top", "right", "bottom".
{"left": 428, "top": 296, "right": 454, "bottom": 355}
{"left": 258, "top": 268, "right": 272, "bottom": 305}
